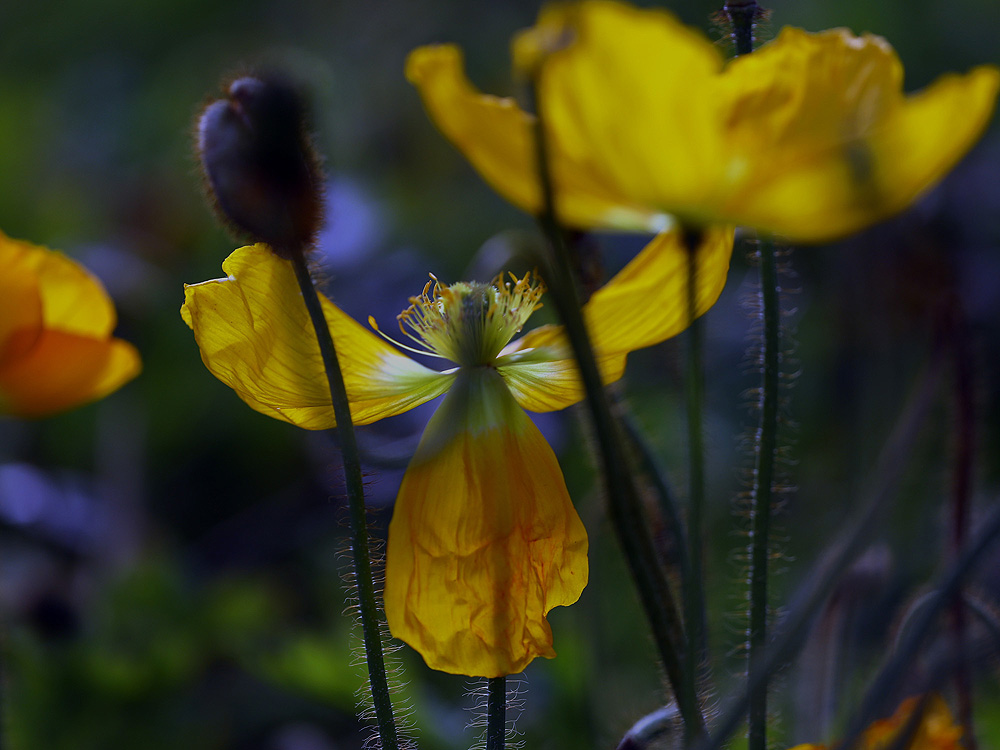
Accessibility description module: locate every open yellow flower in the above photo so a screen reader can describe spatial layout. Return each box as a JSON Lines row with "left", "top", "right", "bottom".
{"left": 788, "top": 694, "right": 962, "bottom": 750}
{"left": 181, "top": 226, "right": 731, "bottom": 676}
{"left": 0, "top": 231, "right": 141, "bottom": 417}
{"left": 407, "top": 0, "right": 999, "bottom": 243}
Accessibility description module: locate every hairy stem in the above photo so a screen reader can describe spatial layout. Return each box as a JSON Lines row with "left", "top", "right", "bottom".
{"left": 697, "top": 359, "right": 944, "bottom": 750}
{"left": 683, "top": 232, "right": 709, "bottom": 678}
{"left": 748, "top": 238, "right": 780, "bottom": 750}
{"left": 290, "top": 251, "right": 399, "bottom": 750}
{"left": 486, "top": 676, "right": 506, "bottom": 750}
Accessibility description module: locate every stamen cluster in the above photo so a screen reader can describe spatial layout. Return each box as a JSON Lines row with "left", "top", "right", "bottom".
{"left": 397, "top": 272, "right": 545, "bottom": 367}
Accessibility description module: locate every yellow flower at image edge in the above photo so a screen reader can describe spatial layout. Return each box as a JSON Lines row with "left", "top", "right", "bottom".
{"left": 0, "top": 231, "right": 140, "bottom": 417}
{"left": 407, "top": 0, "right": 999, "bottom": 243}
{"left": 789, "top": 694, "right": 962, "bottom": 750}
{"left": 181, "top": 226, "right": 733, "bottom": 676}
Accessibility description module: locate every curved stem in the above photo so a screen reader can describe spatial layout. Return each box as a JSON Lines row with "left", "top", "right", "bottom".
{"left": 290, "top": 252, "right": 399, "bottom": 750}
{"left": 529, "top": 82, "right": 703, "bottom": 739}
{"left": 620, "top": 410, "right": 691, "bottom": 589}
{"left": 748, "top": 238, "right": 779, "bottom": 750}
{"left": 486, "top": 676, "right": 506, "bottom": 750}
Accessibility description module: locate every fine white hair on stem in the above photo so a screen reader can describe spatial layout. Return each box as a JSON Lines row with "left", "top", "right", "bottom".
{"left": 465, "top": 675, "right": 528, "bottom": 750}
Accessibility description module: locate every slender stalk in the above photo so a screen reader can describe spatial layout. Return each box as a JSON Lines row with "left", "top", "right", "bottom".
{"left": 289, "top": 251, "right": 399, "bottom": 750}
{"left": 683, "top": 233, "right": 709, "bottom": 697}
{"left": 747, "top": 238, "right": 780, "bottom": 750}
{"left": 486, "top": 676, "right": 506, "bottom": 750}
{"left": 720, "top": 11, "right": 772, "bottom": 747}
{"left": 528, "top": 82, "right": 704, "bottom": 739}
{"left": 696, "top": 359, "right": 944, "bottom": 750}
{"left": 621, "top": 411, "right": 692, "bottom": 589}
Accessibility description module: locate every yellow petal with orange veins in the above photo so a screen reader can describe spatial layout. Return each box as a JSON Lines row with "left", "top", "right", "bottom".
{"left": 406, "top": 44, "right": 664, "bottom": 232}
{"left": 0, "top": 231, "right": 140, "bottom": 418}
{"left": 181, "top": 245, "right": 453, "bottom": 430}
{"left": 497, "top": 226, "right": 732, "bottom": 413}
{"left": 384, "top": 367, "right": 588, "bottom": 677}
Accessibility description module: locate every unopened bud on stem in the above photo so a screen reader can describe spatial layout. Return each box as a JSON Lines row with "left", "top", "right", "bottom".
{"left": 196, "top": 74, "right": 324, "bottom": 258}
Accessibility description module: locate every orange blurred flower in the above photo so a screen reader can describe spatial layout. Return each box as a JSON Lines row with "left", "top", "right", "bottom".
{"left": 0, "top": 231, "right": 140, "bottom": 417}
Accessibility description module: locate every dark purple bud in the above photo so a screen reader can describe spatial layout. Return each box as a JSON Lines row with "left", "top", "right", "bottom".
{"left": 196, "top": 74, "right": 324, "bottom": 258}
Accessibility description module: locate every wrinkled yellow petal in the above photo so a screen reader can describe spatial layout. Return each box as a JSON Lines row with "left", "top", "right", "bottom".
{"left": 497, "top": 226, "right": 732, "bottom": 413}
{"left": 406, "top": 44, "right": 665, "bottom": 232}
{"left": 0, "top": 231, "right": 140, "bottom": 418}
{"left": 721, "top": 28, "right": 1000, "bottom": 241}
{"left": 385, "top": 367, "right": 588, "bottom": 677}
{"left": 182, "top": 244, "right": 453, "bottom": 430}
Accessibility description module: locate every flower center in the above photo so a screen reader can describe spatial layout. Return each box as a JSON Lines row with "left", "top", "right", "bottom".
{"left": 393, "top": 272, "right": 545, "bottom": 367}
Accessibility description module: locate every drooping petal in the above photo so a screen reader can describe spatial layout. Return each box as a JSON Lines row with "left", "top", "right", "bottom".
{"left": 720, "top": 27, "right": 1000, "bottom": 242}
{"left": 0, "top": 232, "right": 140, "bottom": 418}
{"left": 497, "top": 226, "right": 733, "bottom": 413}
{"left": 405, "top": 44, "right": 666, "bottom": 233}
{"left": 384, "top": 367, "right": 588, "bottom": 677}
{"left": 584, "top": 225, "right": 733, "bottom": 355}
{"left": 182, "top": 245, "right": 454, "bottom": 430}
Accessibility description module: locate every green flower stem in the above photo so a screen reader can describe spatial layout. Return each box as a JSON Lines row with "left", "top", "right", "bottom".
{"left": 683, "top": 234, "right": 709, "bottom": 693}
{"left": 747, "top": 237, "right": 779, "bottom": 750}
{"left": 486, "top": 676, "right": 506, "bottom": 750}
{"left": 696, "top": 360, "right": 944, "bottom": 750}
{"left": 529, "top": 82, "right": 704, "bottom": 740}
{"left": 724, "top": 12, "right": 769, "bottom": 749}
{"left": 289, "top": 251, "right": 399, "bottom": 750}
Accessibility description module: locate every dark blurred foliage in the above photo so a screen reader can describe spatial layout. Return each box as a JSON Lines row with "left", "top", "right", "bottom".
{"left": 0, "top": 0, "right": 998, "bottom": 748}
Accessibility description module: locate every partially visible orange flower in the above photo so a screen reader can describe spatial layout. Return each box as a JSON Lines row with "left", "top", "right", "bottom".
{"left": 407, "top": 0, "right": 999, "bottom": 243}
{"left": 789, "top": 695, "right": 962, "bottom": 750}
{"left": 0, "top": 231, "right": 141, "bottom": 417}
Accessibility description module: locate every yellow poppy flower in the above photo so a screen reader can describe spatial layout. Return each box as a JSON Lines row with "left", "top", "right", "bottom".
{"left": 181, "top": 225, "right": 732, "bottom": 676}
{"left": 407, "top": 0, "right": 999, "bottom": 243}
{"left": 788, "top": 694, "right": 962, "bottom": 750}
{"left": 0, "top": 231, "right": 141, "bottom": 418}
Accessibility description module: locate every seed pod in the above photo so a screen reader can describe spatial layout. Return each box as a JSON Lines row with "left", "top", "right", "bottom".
{"left": 196, "top": 74, "right": 324, "bottom": 258}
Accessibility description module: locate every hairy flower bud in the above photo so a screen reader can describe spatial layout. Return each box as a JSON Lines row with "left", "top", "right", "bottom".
{"left": 196, "top": 74, "right": 324, "bottom": 258}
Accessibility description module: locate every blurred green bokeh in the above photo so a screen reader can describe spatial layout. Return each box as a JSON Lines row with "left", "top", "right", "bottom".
{"left": 1, "top": 1, "right": 998, "bottom": 748}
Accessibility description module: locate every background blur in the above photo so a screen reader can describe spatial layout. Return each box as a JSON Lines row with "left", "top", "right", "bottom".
{"left": 1, "top": 0, "right": 998, "bottom": 748}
